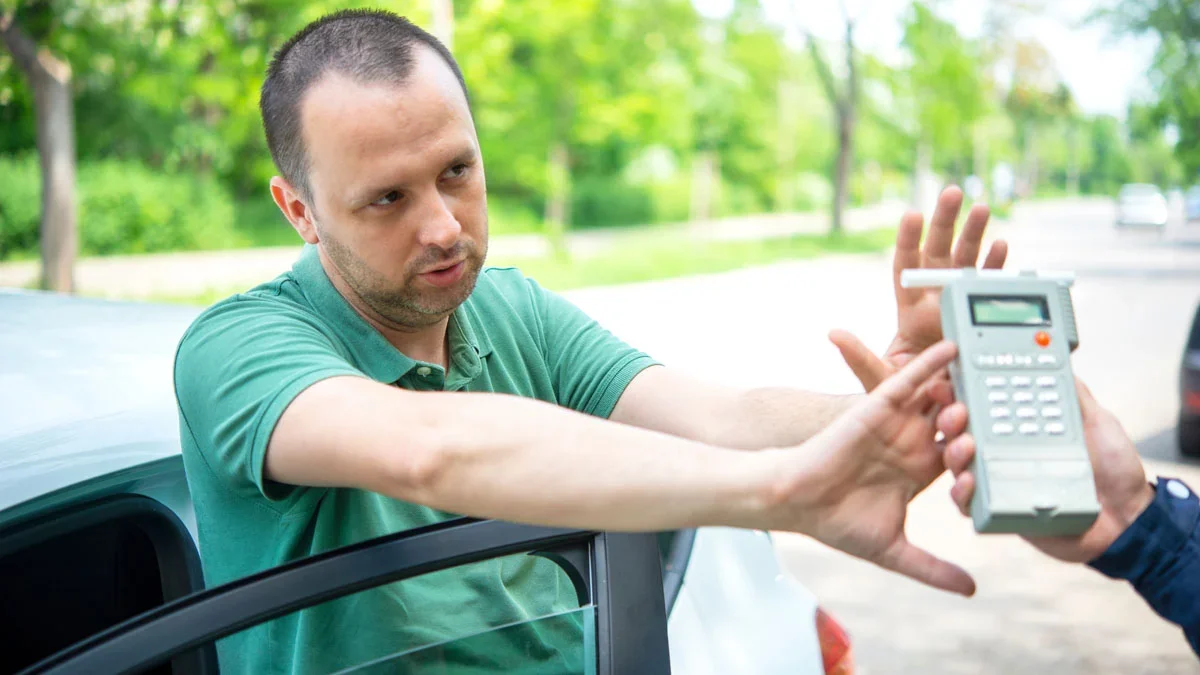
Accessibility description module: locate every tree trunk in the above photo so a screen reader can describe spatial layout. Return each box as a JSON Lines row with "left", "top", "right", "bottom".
{"left": 831, "top": 108, "right": 853, "bottom": 236}
{"left": 690, "top": 150, "right": 717, "bottom": 223}
{"left": 775, "top": 79, "right": 797, "bottom": 211}
{"left": 973, "top": 124, "right": 989, "bottom": 201}
{"left": 1066, "top": 124, "right": 1079, "bottom": 195}
{"left": 1, "top": 14, "right": 77, "bottom": 293}
{"left": 430, "top": 0, "right": 453, "bottom": 52}
{"left": 1023, "top": 125, "right": 1038, "bottom": 197}
{"left": 912, "top": 140, "right": 933, "bottom": 213}
{"left": 544, "top": 141, "right": 569, "bottom": 259}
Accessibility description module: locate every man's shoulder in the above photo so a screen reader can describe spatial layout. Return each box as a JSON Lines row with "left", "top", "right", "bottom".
{"left": 466, "top": 266, "right": 542, "bottom": 314}
{"left": 176, "top": 272, "right": 322, "bottom": 355}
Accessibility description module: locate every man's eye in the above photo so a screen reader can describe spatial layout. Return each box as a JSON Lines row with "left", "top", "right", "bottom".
{"left": 372, "top": 190, "right": 401, "bottom": 207}
{"left": 444, "top": 164, "right": 468, "bottom": 179}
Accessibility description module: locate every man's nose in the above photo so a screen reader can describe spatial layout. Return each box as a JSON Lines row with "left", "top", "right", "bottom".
{"left": 417, "top": 191, "right": 463, "bottom": 250}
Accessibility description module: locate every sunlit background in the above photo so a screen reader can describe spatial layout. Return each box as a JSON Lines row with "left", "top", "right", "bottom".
{"left": 1, "top": 0, "right": 1194, "bottom": 299}
{"left": 3, "top": 1, "right": 1200, "bottom": 672}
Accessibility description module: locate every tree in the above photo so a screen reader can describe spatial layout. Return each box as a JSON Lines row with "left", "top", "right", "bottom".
{"left": 1095, "top": 0, "right": 1200, "bottom": 179}
{"left": 455, "top": 0, "right": 699, "bottom": 249}
{"left": 897, "top": 1, "right": 988, "bottom": 205}
{"left": 1003, "top": 38, "right": 1065, "bottom": 196}
{"left": 1, "top": 5, "right": 75, "bottom": 292}
{"left": 788, "top": 1, "right": 857, "bottom": 235}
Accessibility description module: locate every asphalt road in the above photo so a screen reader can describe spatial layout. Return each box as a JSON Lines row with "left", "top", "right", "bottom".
{"left": 564, "top": 198, "right": 1200, "bottom": 675}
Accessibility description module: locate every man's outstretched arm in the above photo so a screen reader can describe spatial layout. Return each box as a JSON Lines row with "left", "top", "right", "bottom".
{"left": 265, "top": 342, "right": 976, "bottom": 595}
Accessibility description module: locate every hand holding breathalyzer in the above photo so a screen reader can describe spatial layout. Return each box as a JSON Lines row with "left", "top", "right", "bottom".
{"left": 940, "top": 380, "right": 1155, "bottom": 562}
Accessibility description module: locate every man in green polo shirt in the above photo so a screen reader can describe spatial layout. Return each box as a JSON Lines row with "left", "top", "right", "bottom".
{"left": 174, "top": 9, "right": 1007, "bottom": 674}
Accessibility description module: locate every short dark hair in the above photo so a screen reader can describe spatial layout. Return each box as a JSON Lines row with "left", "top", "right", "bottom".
{"left": 260, "top": 9, "right": 468, "bottom": 201}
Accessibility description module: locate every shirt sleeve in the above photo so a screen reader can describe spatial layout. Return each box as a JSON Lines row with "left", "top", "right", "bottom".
{"left": 527, "top": 279, "right": 659, "bottom": 418}
{"left": 174, "top": 296, "right": 365, "bottom": 510}
{"left": 1088, "top": 476, "right": 1200, "bottom": 659}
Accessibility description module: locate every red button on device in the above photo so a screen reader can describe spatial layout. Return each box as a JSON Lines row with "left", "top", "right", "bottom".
{"left": 1034, "top": 331, "right": 1051, "bottom": 347}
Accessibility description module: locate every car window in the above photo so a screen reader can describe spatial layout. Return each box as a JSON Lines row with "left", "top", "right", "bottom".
{"left": 656, "top": 529, "right": 695, "bottom": 612}
{"left": 20, "top": 521, "right": 672, "bottom": 675}
{"left": 202, "top": 552, "right": 590, "bottom": 675}
{"left": 333, "top": 606, "right": 595, "bottom": 675}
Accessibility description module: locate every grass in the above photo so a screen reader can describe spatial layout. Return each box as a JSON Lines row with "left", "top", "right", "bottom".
{"left": 146, "top": 227, "right": 895, "bottom": 307}
{"left": 489, "top": 228, "right": 895, "bottom": 291}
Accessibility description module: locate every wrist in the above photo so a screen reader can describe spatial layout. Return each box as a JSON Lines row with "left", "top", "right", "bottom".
{"left": 1116, "top": 482, "right": 1157, "bottom": 532}
{"left": 726, "top": 447, "right": 810, "bottom": 532}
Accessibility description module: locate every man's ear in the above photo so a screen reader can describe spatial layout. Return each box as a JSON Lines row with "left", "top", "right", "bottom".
{"left": 270, "top": 176, "right": 320, "bottom": 245}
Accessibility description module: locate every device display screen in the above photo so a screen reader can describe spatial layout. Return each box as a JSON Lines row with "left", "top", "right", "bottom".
{"left": 969, "top": 295, "right": 1051, "bottom": 326}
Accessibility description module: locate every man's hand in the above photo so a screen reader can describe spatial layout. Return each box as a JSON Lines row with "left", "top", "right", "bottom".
{"left": 940, "top": 378, "right": 1156, "bottom": 563}
{"left": 767, "top": 340, "right": 975, "bottom": 596}
{"left": 831, "top": 186, "right": 1008, "bottom": 392}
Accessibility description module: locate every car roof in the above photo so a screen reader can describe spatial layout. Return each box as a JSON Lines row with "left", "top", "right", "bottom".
{"left": 0, "top": 289, "right": 201, "bottom": 514}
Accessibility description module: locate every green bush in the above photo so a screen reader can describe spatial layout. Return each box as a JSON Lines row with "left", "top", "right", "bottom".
{"left": 570, "top": 177, "right": 655, "bottom": 229}
{"left": 0, "top": 154, "right": 42, "bottom": 258}
{"left": 487, "top": 196, "right": 544, "bottom": 235}
{"left": 0, "top": 154, "right": 243, "bottom": 259}
{"left": 78, "top": 161, "right": 241, "bottom": 254}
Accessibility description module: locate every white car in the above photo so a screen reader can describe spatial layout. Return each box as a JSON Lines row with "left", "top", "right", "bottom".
{"left": 1116, "top": 183, "right": 1170, "bottom": 229}
{"left": 0, "top": 288, "right": 854, "bottom": 675}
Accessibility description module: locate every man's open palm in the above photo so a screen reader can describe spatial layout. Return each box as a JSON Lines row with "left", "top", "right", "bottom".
{"left": 832, "top": 186, "right": 1008, "bottom": 392}
{"left": 777, "top": 340, "right": 975, "bottom": 596}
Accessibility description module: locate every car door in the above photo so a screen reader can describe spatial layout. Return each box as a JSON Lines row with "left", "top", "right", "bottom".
{"left": 18, "top": 518, "right": 671, "bottom": 675}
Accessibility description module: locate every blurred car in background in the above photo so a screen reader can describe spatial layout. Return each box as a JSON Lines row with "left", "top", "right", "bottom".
{"left": 1185, "top": 186, "right": 1200, "bottom": 222}
{"left": 1116, "top": 183, "right": 1170, "bottom": 229}
{"left": 1180, "top": 301, "right": 1200, "bottom": 459}
{"left": 0, "top": 288, "right": 853, "bottom": 675}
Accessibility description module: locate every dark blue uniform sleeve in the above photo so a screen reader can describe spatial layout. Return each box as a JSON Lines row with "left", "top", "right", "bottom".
{"left": 1088, "top": 476, "right": 1200, "bottom": 658}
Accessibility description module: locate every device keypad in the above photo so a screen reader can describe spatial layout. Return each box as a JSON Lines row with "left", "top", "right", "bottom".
{"left": 977, "top": 357, "right": 1070, "bottom": 438}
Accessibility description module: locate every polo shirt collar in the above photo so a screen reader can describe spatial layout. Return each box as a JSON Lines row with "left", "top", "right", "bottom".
{"left": 292, "top": 244, "right": 491, "bottom": 385}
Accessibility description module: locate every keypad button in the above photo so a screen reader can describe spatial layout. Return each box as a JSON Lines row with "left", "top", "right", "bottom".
{"left": 1012, "top": 392, "right": 1034, "bottom": 403}
{"left": 1037, "top": 354, "right": 1058, "bottom": 366}
{"left": 1038, "top": 391, "right": 1060, "bottom": 403}
{"left": 977, "top": 355, "right": 997, "bottom": 367}
{"left": 992, "top": 423, "right": 1015, "bottom": 435}
{"left": 1016, "top": 407, "right": 1038, "bottom": 419}
{"left": 1044, "top": 422, "right": 1065, "bottom": 435}
{"left": 990, "top": 407, "right": 1012, "bottom": 418}
{"left": 989, "top": 392, "right": 1010, "bottom": 403}
{"left": 1019, "top": 423, "right": 1039, "bottom": 435}
{"left": 1011, "top": 376, "right": 1033, "bottom": 387}
{"left": 1042, "top": 407, "right": 1063, "bottom": 419}
{"left": 1017, "top": 355, "right": 1034, "bottom": 366}
{"left": 986, "top": 376, "right": 1007, "bottom": 387}
{"left": 1036, "top": 376, "right": 1057, "bottom": 388}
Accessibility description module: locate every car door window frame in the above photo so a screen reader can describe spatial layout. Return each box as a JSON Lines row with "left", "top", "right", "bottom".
{"left": 20, "top": 518, "right": 671, "bottom": 675}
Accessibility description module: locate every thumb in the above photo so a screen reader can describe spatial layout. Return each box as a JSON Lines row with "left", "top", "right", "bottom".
{"left": 829, "top": 329, "right": 891, "bottom": 393}
{"left": 880, "top": 537, "right": 977, "bottom": 597}
{"left": 1074, "top": 376, "right": 1100, "bottom": 422}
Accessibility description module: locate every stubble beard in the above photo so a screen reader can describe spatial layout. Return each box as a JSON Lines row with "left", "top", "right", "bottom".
{"left": 321, "top": 230, "right": 487, "bottom": 330}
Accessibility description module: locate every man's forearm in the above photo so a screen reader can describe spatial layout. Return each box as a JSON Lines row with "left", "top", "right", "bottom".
{"left": 408, "top": 392, "right": 778, "bottom": 531}
{"left": 273, "top": 378, "right": 784, "bottom": 533}
{"left": 709, "top": 387, "right": 861, "bottom": 450}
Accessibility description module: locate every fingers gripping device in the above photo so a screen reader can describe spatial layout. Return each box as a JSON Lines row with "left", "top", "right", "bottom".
{"left": 900, "top": 269, "right": 1100, "bottom": 536}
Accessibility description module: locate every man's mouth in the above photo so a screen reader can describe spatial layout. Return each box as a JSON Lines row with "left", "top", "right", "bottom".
{"left": 418, "top": 259, "right": 467, "bottom": 287}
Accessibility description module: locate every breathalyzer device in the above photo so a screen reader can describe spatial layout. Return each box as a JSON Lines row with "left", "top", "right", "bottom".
{"left": 900, "top": 268, "right": 1100, "bottom": 536}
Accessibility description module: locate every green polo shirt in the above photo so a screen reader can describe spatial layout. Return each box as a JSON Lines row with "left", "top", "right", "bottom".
{"left": 173, "top": 245, "right": 658, "bottom": 674}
